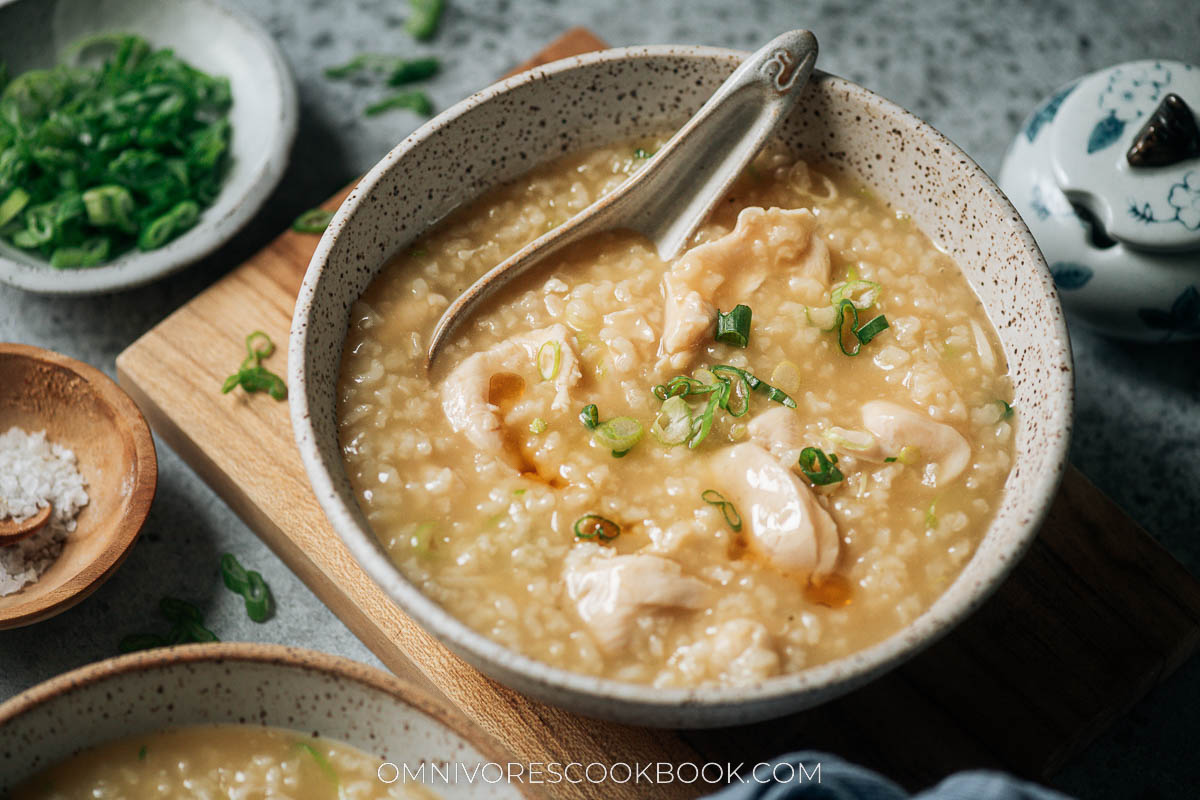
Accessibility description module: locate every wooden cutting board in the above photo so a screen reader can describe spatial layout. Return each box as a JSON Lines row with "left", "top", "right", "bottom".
{"left": 116, "top": 28, "right": 1200, "bottom": 798}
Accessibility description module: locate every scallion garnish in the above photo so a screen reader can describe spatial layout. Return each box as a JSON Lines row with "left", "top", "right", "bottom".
{"left": 405, "top": 0, "right": 445, "bottom": 40}
{"left": 292, "top": 208, "right": 334, "bottom": 234}
{"left": 221, "top": 553, "right": 274, "bottom": 622}
{"left": 998, "top": 399, "right": 1014, "bottom": 420}
{"left": 633, "top": 147, "right": 655, "bottom": 159}
{"left": 593, "top": 416, "right": 643, "bottom": 455}
{"left": 365, "top": 90, "right": 433, "bottom": 117}
{"left": 651, "top": 395, "right": 693, "bottom": 445}
{"left": 651, "top": 364, "right": 796, "bottom": 449}
{"left": 529, "top": 417, "right": 548, "bottom": 434}
{"left": 715, "top": 304, "right": 753, "bottom": 348}
{"left": 831, "top": 278, "right": 882, "bottom": 309}
{"left": 573, "top": 514, "right": 620, "bottom": 541}
{"left": 222, "top": 331, "right": 287, "bottom": 401}
{"left": 295, "top": 741, "right": 341, "bottom": 787}
{"left": 701, "top": 489, "right": 742, "bottom": 532}
{"left": 925, "top": 498, "right": 939, "bottom": 530}
{"left": 324, "top": 55, "right": 440, "bottom": 85}
{"left": 833, "top": 299, "right": 890, "bottom": 356}
{"left": 118, "top": 596, "right": 220, "bottom": 653}
{"left": 798, "top": 447, "right": 844, "bottom": 486}
{"left": 884, "top": 456, "right": 898, "bottom": 463}
{"left": 0, "top": 34, "right": 232, "bottom": 267}
{"left": 536, "top": 339, "right": 562, "bottom": 381}
{"left": 579, "top": 403, "right": 599, "bottom": 430}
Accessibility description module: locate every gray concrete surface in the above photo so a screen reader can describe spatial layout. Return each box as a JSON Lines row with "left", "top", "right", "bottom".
{"left": 1, "top": 0, "right": 1198, "bottom": 796}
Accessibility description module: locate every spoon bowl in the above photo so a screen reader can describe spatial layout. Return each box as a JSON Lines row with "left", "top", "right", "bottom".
{"left": 425, "top": 29, "right": 818, "bottom": 368}
{"left": 0, "top": 504, "right": 52, "bottom": 546}
{"left": 0, "top": 344, "right": 156, "bottom": 628}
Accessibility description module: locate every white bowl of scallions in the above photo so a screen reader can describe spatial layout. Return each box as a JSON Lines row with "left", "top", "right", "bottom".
{"left": 0, "top": 0, "right": 297, "bottom": 294}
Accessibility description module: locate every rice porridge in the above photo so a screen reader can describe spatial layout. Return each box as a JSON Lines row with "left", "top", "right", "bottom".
{"left": 336, "top": 139, "right": 1015, "bottom": 688}
{"left": 14, "top": 724, "right": 438, "bottom": 799}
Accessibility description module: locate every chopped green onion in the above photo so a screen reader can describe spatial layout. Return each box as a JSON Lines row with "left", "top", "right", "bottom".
{"left": 405, "top": 0, "right": 445, "bottom": 40}
{"left": 998, "top": 399, "right": 1014, "bottom": 420}
{"left": 831, "top": 279, "right": 882, "bottom": 310}
{"left": 833, "top": 299, "right": 889, "bottom": 356}
{"left": 711, "top": 365, "right": 797, "bottom": 409}
{"left": 222, "top": 330, "right": 287, "bottom": 400}
{"left": 159, "top": 596, "right": 202, "bottom": 624}
{"left": 925, "top": 498, "right": 939, "bottom": 530}
{"left": 690, "top": 391, "right": 722, "bottom": 449}
{"left": 536, "top": 339, "right": 562, "bottom": 381}
{"left": 798, "top": 447, "right": 844, "bottom": 486}
{"left": 593, "top": 416, "right": 643, "bottom": 454}
{"left": 579, "top": 403, "right": 599, "bottom": 430}
{"left": 408, "top": 521, "right": 435, "bottom": 555}
{"left": 633, "top": 147, "right": 655, "bottom": 159}
{"left": 804, "top": 304, "right": 839, "bottom": 331}
{"left": 387, "top": 57, "right": 441, "bottom": 86}
{"left": 219, "top": 553, "right": 251, "bottom": 594}
{"left": 119, "top": 595, "right": 220, "bottom": 653}
{"left": 295, "top": 741, "right": 341, "bottom": 787}
{"left": 0, "top": 34, "right": 233, "bottom": 267}
{"left": 529, "top": 417, "right": 548, "bottom": 434}
{"left": 365, "top": 90, "right": 433, "bottom": 117}
{"left": 242, "top": 571, "right": 273, "bottom": 623}
{"left": 715, "top": 304, "right": 752, "bottom": 347}
{"left": 573, "top": 514, "right": 620, "bottom": 541}
{"left": 138, "top": 745, "right": 147, "bottom": 760}
{"left": 324, "top": 55, "right": 440, "bottom": 85}
{"left": 701, "top": 489, "right": 742, "bottom": 532}
{"left": 292, "top": 208, "right": 334, "bottom": 234}
{"left": 897, "top": 445, "right": 921, "bottom": 465}
{"left": 884, "top": 456, "right": 898, "bottom": 463}
{"left": 651, "top": 395, "right": 693, "bottom": 445}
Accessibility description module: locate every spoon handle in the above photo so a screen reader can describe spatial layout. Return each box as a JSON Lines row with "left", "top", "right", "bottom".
{"left": 607, "top": 29, "right": 818, "bottom": 259}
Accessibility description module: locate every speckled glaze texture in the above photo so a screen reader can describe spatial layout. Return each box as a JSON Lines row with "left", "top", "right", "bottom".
{"left": 0, "top": 643, "right": 524, "bottom": 798}
{"left": 290, "top": 46, "right": 1074, "bottom": 728}
{"left": 0, "top": 0, "right": 298, "bottom": 295}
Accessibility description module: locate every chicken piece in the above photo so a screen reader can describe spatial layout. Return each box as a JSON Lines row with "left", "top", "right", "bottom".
{"left": 714, "top": 443, "right": 839, "bottom": 577}
{"left": 440, "top": 324, "right": 581, "bottom": 467}
{"left": 658, "top": 206, "right": 830, "bottom": 370}
{"left": 565, "top": 549, "right": 709, "bottom": 653}
{"left": 861, "top": 400, "right": 971, "bottom": 486}
{"left": 747, "top": 406, "right": 808, "bottom": 463}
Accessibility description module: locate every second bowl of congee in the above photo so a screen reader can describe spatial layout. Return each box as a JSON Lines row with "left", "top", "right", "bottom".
{"left": 292, "top": 45, "right": 1072, "bottom": 727}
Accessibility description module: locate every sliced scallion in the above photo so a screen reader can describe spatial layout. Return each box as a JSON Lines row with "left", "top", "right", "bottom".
{"left": 998, "top": 399, "right": 1014, "bottom": 420}
{"left": 529, "top": 417, "right": 548, "bottom": 434}
{"left": 579, "top": 403, "right": 599, "bottom": 430}
{"left": 651, "top": 395, "right": 692, "bottom": 445}
{"left": 536, "top": 339, "right": 562, "bottom": 381}
{"left": 701, "top": 489, "right": 742, "bottom": 532}
{"left": 292, "top": 208, "right": 334, "bottom": 234}
{"left": 222, "top": 330, "right": 287, "bottom": 400}
{"left": 295, "top": 741, "right": 341, "bottom": 787}
{"left": 219, "top": 553, "right": 274, "bottom": 622}
{"left": 715, "top": 304, "right": 752, "bottom": 348}
{"left": 831, "top": 278, "right": 882, "bottom": 309}
{"left": 633, "top": 147, "right": 655, "bottom": 159}
{"left": 405, "top": 0, "right": 445, "bottom": 40}
{"left": 573, "top": 514, "right": 620, "bottom": 541}
{"left": 593, "top": 416, "right": 643, "bottom": 454}
{"left": 833, "top": 299, "right": 889, "bottom": 356}
{"left": 798, "top": 447, "right": 844, "bottom": 486}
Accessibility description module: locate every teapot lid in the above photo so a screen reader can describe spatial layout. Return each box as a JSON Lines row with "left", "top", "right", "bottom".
{"left": 1049, "top": 60, "right": 1200, "bottom": 252}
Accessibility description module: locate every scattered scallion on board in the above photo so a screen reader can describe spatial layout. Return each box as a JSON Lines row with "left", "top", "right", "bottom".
{"left": 365, "top": 90, "right": 434, "bottom": 117}
{"left": 405, "top": 0, "right": 446, "bottom": 40}
{"left": 220, "top": 553, "right": 275, "bottom": 622}
{"left": 292, "top": 208, "right": 334, "bottom": 234}
{"left": 715, "top": 304, "right": 752, "bottom": 347}
{"left": 118, "top": 596, "right": 220, "bottom": 653}
{"left": 701, "top": 489, "right": 742, "bottom": 532}
{"left": 221, "top": 331, "right": 287, "bottom": 400}
{"left": 798, "top": 446, "right": 844, "bottom": 486}
{"left": 0, "top": 34, "right": 232, "bottom": 268}
{"left": 324, "top": 55, "right": 440, "bottom": 85}
{"left": 573, "top": 514, "right": 620, "bottom": 541}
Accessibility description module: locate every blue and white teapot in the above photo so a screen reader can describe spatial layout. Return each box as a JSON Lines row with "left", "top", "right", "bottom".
{"left": 999, "top": 60, "right": 1200, "bottom": 341}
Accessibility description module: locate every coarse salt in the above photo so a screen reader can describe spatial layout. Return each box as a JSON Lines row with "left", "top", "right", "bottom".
{"left": 0, "top": 427, "right": 89, "bottom": 596}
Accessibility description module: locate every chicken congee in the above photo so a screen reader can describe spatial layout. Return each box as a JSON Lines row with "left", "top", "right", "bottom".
{"left": 337, "top": 139, "right": 1015, "bottom": 688}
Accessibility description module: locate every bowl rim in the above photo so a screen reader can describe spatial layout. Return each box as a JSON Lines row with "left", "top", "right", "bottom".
{"left": 0, "top": 342, "right": 157, "bottom": 628}
{"left": 291, "top": 43, "right": 1074, "bottom": 716}
{"left": 0, "top": 0, "right": 299, "bottom": 296}
{"left": 0, "top": 641, "right": 517, "bottom": 769}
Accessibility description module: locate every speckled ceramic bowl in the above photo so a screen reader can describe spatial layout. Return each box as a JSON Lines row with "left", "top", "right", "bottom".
{"left": 290, "top": 45, "right": 1074, "bottom": 727}
{"left": 0, "top": 0, "right": 298, "bottom": 295}
{"left": 0, "top": 643, "right": 526, "bottom": 797}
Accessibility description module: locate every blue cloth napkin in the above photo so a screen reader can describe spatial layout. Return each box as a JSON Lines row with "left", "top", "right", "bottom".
{"left": 703, "top": 752, "right": 1074, "bottom": 800}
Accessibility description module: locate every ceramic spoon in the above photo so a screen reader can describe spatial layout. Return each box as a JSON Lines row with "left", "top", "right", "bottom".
{"left": 426, "top": 28, "right": 819, "bottom": 368}
{"left": 0, "top": 503, "right": 52, "bottom": 545}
